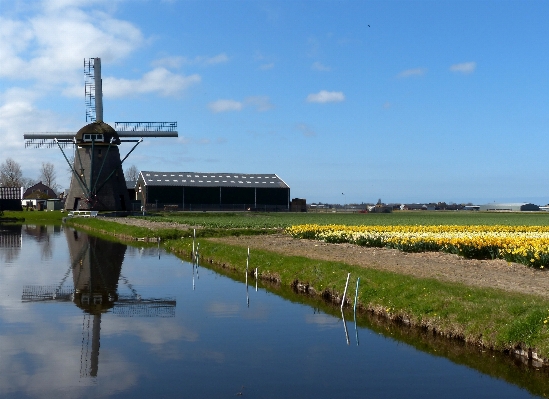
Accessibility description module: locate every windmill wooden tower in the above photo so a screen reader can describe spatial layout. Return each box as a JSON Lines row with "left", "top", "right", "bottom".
{"left": 24, "top": 58, "right": 178, "bottom": 211}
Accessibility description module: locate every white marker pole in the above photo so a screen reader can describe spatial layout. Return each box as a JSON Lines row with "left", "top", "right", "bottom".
{"left": 192, "top": 229, "right": 196, "bottom": 262}
{"left": 341, "top": 273, "right": 351, "bottom": 312}
{"left": 353, "top": 277, "right": 360, "bottom": 315}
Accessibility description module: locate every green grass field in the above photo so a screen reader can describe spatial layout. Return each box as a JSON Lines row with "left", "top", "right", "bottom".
{"left": 141, "top": 210, "right": 549, "bottom": 229}
{"left": 4, "top": 209, "right": 549, "bottom": 228}
{"left": 1, "top": 210, "right": 64, "bottom": 223}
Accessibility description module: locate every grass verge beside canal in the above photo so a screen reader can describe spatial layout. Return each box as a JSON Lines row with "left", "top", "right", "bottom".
{"left": 1, "top": 210, "right": 64, "bottom": 224}
{"left": 167, "top": 237, "right": 549, "bottom": 363}
{"left": 64, "top": 215, "right": 549, "bottom": 363}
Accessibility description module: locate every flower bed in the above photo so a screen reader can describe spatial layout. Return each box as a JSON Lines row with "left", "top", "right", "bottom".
{"left": 286, "top": 224, "right": 549, "bottom": 268}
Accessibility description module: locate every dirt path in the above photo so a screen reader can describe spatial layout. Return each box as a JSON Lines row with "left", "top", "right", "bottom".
{"left": 104, "top": 217, "right": 549, "bottom": 298}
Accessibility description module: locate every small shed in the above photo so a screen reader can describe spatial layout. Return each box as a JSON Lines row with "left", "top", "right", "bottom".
{"left": 47, "top": 199, "right": 63, "bottom": 211}
{"left": 290, "top": 198, "right": 307, "bottom": 212}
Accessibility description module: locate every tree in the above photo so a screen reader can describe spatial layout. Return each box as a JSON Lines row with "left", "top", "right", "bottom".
{"left": 125, "top": 164, "right": 139, "bottom": 181}
{"left": 21, "top": 177, "right": 37, "bottom": 191}
{"left": 0, "top": 158, "right": 23, "bottom": 187}
{"left": 39, "top": 162, "right": 60, "bottom": 193}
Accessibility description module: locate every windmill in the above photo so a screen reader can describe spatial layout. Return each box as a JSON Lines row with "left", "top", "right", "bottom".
{"left": 24, "top": 58, "right": 179, "bottom": 211}
{"left": 21, "top": 229, "right": 176, "bottom": 377}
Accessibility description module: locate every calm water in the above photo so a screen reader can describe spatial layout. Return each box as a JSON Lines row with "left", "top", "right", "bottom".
{"left": 0, "top": 224, "right": 544, "bottom": 398}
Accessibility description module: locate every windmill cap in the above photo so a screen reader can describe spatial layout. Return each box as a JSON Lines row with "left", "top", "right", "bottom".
{"left": 76, "top": 121, "right": 120, "bottom": 145}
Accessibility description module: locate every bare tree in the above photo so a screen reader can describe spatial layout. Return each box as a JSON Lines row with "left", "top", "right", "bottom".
{"left": 21, "top": 177, "right": 37, "bottom": 191}
{"left": 0, "top": 158, "right": 24, "bottom": 187}
{"left": 65, "top": 154, "right": 75, "bottom": 177}
{"left": 125, "top": 164, "right": 139, "bottom": 181}
{"left": 39, "top": 162, "right": 60, "bottom": 193}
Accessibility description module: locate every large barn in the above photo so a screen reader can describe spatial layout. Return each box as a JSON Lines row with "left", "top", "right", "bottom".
{"left": 136, "top": 171, "right": 290, "bottom": 211}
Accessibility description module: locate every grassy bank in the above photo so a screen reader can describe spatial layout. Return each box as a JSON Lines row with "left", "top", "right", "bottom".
{"left": 166, "top": 237, "right": 549, "bottom": 361}
{"left": 1, "top": 210, "right": 64, "bottom": 224}
{"left": 66, "top": 215, "right": 549, "bottom": 363}
{"left": 63, "top": 216, "right": 276, "bottom": 241}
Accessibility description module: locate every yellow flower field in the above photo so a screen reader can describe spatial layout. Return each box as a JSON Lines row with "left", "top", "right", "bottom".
{"left": 285, "top": 224, "right": 549, "bottom": 268}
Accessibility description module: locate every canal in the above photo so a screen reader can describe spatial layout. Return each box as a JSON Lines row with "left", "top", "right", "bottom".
{"left": 0, "top": 224, "right": 546, "bottom": 398}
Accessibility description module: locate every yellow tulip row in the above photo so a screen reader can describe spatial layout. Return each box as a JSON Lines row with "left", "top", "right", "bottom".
{"left": 285, "top": 224, "right": 549, "bottom": 268}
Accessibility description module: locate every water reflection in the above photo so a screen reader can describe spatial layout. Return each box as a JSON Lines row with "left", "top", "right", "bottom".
{"left": 21, "top": 229, "right": 176, "bottom": 378}
{"left": 1, "top": 226, "right": 546, "bottom": 398}
{"left": 0, "top": 224, "right": 22, "bottom": 263}
{"left": 25, "top": 225, "right": 62, "bottom": 260}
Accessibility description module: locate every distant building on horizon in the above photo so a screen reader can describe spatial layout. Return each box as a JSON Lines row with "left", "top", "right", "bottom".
{"left": 478, "top": 203, "right": 540, "bottom": 212}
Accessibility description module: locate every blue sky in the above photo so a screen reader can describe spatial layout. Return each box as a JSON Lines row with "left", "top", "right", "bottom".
{"left": 1, "top": 0, "right": 547, "bottom": 205}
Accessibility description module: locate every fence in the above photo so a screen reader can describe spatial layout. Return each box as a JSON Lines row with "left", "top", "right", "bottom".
{"left": 0, "top": 187, "right": 22, "bottom": 199}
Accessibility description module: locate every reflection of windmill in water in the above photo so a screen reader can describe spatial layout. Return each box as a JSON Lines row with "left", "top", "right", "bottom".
{"left": 21, "top": 229, "right": 176, "bottom": 377}
{"left": 24, "top": 57, "right": 178, "bottom": 211}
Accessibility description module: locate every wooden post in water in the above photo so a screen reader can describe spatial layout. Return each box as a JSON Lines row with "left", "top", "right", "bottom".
{"left": 341, "top": 272, "right": 351, "bottom": 312}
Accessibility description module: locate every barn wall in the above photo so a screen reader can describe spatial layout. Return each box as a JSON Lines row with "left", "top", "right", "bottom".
{"left": 146, "top": 186, "right": 184, "bottom": 204}
{"left": 221, "top": 187, "right": 255, "bottom": 204}
{"left": 184, "top": 187, "right": 220, "bottom": 205}
{"left": 256, "top": 187, "right": 289, "bottom": 206}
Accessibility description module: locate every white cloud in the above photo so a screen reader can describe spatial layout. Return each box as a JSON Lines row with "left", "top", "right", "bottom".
{"left": 0, "top": 100, "right": 62, "bottom": 150}
{"left": 245, "top": 96, "right": 274, "bottom": 112}
{"left": 311, "top": 61, "right": 331, "bottom": 71}
{"left": 151, "top": 56, "right": 186, "bottom": 69}
{"left": 254, "top": 51, "right": 275, "bottom": 70}
{"left": 0, "top": 98, "right": 75, "bottom": 186}
{"left": 397, "top": 68, "right": 427, "bottom": 78}
{"left": 204, "top": 53, "right": 229, "bottom": 65}
{"left": 208, "top": 99, "right": 243, "bottom": 113}
{"left": 102, "top": 68, "right": 201, "bottom": 98}
{"left": 0, "top": 4, "right": 144, "bottom": 83}
{"left": 296, "top": 123, "right": 316, "bottom": 137}
{"left": 450, "top": 61, "right": 476, "bottom": 74}
{"left": 208, "top": 96, "right": 273, "bottom": 113}
{"left": 152, "top": 53, "right": 229, "bottom": 68}
{"left": 306, "top": 90, "right": 345, "bottom": 103}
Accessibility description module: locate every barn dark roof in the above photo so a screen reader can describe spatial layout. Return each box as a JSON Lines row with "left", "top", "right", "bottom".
{"left": 140, "top": 171, "right": 289, "bottom": 188}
